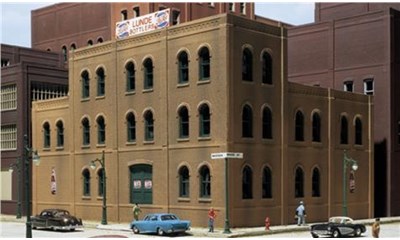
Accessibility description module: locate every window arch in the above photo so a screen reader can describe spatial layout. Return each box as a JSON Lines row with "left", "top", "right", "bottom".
{"left": 312, "top": 168, "right": 321, "bottom": 197}
{"left": 144, "top": 110, "right": 154, "bottom": 141}
{"left": 312, "top": 112, "right": 321, "bottom": 142}
{"left": 43, "top": 122, "right": 50, "bottom": 148}
{"left": 56, "top": 120, "right": 64, "bottom": 147}
{"left": 87, "top": 40, "right": 93, "bottom": 46}
{"left": 262, "top": 166, "right": 272, "bottom": 198}
{"left": 179, "top": 166, "right": 190, "bottom": 198}
{"left": 295, "top": 110, "right": 304, "bottom": 141}
{"left": 295, "top": 167, "right": 304, "bottom": 198}
{"left": 262, "top": 106, "right": 273, "bottom": 139}
{"left": 97, "top": 37, "right": 103, "bottom": 43}
{"left": 355, "top": 117, "right": 362, "bottom": 145}
{"left": 62, "top": 46, "right": 67, "bottom": 62}
{"left": 242, "top": 104, "right": 253, "bottom": 138}
{"left": 125, "top": 62, "right": 136, "bottom": 92}
{"left": 82, "top": 169, "right": 91, "bottom": 196}
{"left": 97, "top": 116, "right": 105, "bottom": 144}
{"left": 199, "top": 165, "right": 211, "bottom": 198}
{"left": 242, "top": 166, "right": 253, "bottom": 199}
{"left": 242, "top": 48, "right": 253, "bottom": 81}
{"left": 82, "top": 117, "right": 90, "bottom": 146}
{"left": 143, "top": 58, "right": 154, "bottom": 89}
{"left": 198, "top": 47, "right": 210, "bottom": 80}
{"left": 70, "top": 43, "right": 76, "bottom": 51}
{"left": 97, "top": 168, "right": 105, "bottom": 197}
{"left": 178, "top": 106, "right": 189, "bottom": 138}
{"left": 81, "top": 70, "right": 90, "bottom": 99}
{"left": 262, "top": 51, "right": 273, "bottom": 84}
{"left": 178, "top": 51, "right": 189, "bottom": 84}
{"left": 96, "top": 67, "right": 105, "bottom": 96}
{"left": 199, "top": 104, "right": 210, "bottom": 137}
{"left": 126, "top": 112, "right": 136, "bottom": 142}
{"left": 340, "top": 115, "right": 348, "bottom": 144}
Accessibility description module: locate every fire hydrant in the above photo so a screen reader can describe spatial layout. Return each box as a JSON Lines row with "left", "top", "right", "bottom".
{"left": 265, "top": 217, "right": 271, "bottom": 230}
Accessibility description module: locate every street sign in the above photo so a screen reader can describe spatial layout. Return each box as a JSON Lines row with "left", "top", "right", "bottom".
{"left": 211, "top": 152, "right": 243, "bottom": 159}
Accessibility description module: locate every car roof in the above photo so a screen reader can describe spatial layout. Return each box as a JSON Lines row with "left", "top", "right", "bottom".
{"left": 329, "top": 216, "right": 353, "bottom": 221}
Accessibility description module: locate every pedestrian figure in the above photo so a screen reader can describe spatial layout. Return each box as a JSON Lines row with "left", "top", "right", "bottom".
{"left": 208, "top": 207, "right": 216, "bottom": 232}
{"left": 372, "top": 218, "right": 380, "bottom": 238}
{"left": 296, "top": 201, "right": 306, "bottom": 226}
{"left": 132, "top": 203, "right": 142, "bottom": 221}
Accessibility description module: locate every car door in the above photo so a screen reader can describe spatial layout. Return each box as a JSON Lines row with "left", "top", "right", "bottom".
{"left": 36, "top": 211, "right": 50, "bottom": 228}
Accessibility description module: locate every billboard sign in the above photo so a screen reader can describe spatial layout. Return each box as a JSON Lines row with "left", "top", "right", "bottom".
{"left": 116, "top": 9, "right": 170, "bottom": 39}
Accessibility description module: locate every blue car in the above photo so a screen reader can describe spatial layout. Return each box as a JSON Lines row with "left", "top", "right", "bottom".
{"left": 130, "top": 213, "right": 191, "bottom": 236}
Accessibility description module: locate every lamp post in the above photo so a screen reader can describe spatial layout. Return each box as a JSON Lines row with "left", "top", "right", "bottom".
{"left": 343, "top": 150, "right": 358, "bottom": 217}
{"left": 90, "top": 150, "right": 107, "bottom": 225}
{"left": 23, "top": 134, "right": 40, "bottom": 238}
{"left": 9, "top": 157, "right": 22, "bottom": 219}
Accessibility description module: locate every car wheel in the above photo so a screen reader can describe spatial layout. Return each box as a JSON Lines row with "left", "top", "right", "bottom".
{"left": 332, "top": 229, "right": 341, "bottom": 238}
{"left": 157, "top": 228, "right": 164, "bottom": 236}
{"left": 355, "top": 227, "right": 362, "bottom": 237}
{"left": 311, "top": 233, "right": 319, "bottom": 238}
{"left": 132, "top": 226, "right": 139, "bottom": 234}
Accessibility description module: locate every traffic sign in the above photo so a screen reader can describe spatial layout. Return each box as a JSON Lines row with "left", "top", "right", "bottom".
{"left": 211, "top": 152, "right": 243, "bottom": 159}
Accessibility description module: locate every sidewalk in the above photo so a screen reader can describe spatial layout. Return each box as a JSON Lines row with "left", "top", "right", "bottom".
{"left": 2, "top": 214, "right": 400, "bottom": 238}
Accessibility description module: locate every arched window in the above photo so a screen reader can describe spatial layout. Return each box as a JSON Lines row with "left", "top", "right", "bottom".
{"left": 43, "top": 122, "right": 50, "bottom": 148}
{"left": 87, "top": 40, "right": 93, "bottom": 46}
{"left": 126, "top": 112, "right": 136, "bottom": 142}
{"left": 96, "top": 67, "right": 105, "bottom": 96}
{"left": 81, "top": 70, "right": 90, "bottom": 99}
{"left": 62, "top": 46, "right": 67, "bottom": 62}
{"left": 97, "top": 116, "right": 105, "bottom": 144}
{"left": 355, "top": 117, "right": 362, "bottom": 145}
{"left": 199, "top": 104, "right": 210, "bottom": 137}
{"left": 262, "top": 52, "right": 273, "bottom": 84}
{"left": 242, "top": 48, "right": 253, "bottom": 81}
{"left": 70, "top": 43, "right": 76, "bottom": 51}
{"left": 242, "top": 104, "right": 253, "bottom": 138}
{"left": 295, "top": 167, "right": 304, "bottom": 198}
{"left": 178, "top": 106, "right": 189, "bottom": 138}
{"left": 179, "top": 166, "right": 190, "bottom": 198}
{"left": 97, "top": 168, "right": 104, "bottom": 197}
{"left": 262, "top": 166, "right": 272, "bottom": 198}
{"left": 340, "top": 116, "right": 348, "bottom": 144}
{"left": 143, "top": 58, "right": 154, "bottom": 89}
{"left": 82, "top": 169, "right": 91, "bottom": 196}
{"left": 199, "top": 165, "right": 211, "bottom": 198}
{"left": 56, "top": 120, "right": 64, "bottom": 147}
{"left": 144, "top": 111, "right": 154, "bottom": 141}
{"left": 295, "top": 111, "right": 304, "bottom": 141}
{"left": 82, "top": 118, "right": 90, "bottom": 146}
{"left": 262, "top": 106, "right": 272, "bottom": 139}
{"left": 178, "top": 51, "right": 189, "bottom": 84}
{"left": 312, "top": 168, "right": 321, "bottom": 197}
{"left": 242, "top": 166, "right": 253, "bottom": 199}
{"left": 125, "top": 62, "right": 135, "bottom": 92}
{"left": 198, "top": 47, "right": 210, "bottom": 80}
{"left": 97, "top": 37, "right": 103, "bottom": 43}
{"left": 312, "top": 112, "right": 321, "bottom": 142}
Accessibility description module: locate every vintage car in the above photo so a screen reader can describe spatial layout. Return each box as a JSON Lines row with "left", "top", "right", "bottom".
{"left": 310, "top": 216, "right": 366, "bottom": 238}
{"left": 130, "top": 213, "right": 191, "bottom": 236}
{"left": 31, "top": 209, "right": 83, "bottom": 231}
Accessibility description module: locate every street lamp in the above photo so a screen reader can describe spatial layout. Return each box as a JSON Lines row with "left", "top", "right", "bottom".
{"left": 9, "top": 157, "right": 22, "bottom": 219}
{"left": 24, "top": 134, "right": 40, "bottom": 238}
{"left": 343, "top": 150, "right": 358, "bottom": 217}
{"left": 90, "top": 150, "right": 107, "bottom": 225}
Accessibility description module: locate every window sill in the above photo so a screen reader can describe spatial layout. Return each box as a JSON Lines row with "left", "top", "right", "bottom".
{"left": 177, "top": 138, "right": 189, "bottom": 142}
{"left": 55, "top": 146, "right": 64, "bottom": 151}
{"left": 42, "top": 147, "right": 51, "bottom": 151}
{"left": 198, "top": 136, "right": 211, "bottom": 141}
{"left": 126, "top": 141, "right": 137, "bottom": 146}
{"left": 311, "top": 141, "right": 323, "bottom": 147}
{"left": 198, "top": 198, "right": 211, "bottom": 203}
{"left": 143, "top": 140, "right": 155, "bottom": 145}
{"left": 95, "top": 95, "right": 105, "bottom": 100}
{"left": 178, "top": 197, "right": 190, "bottom": 202}
{"left": 125, "top": 91, "right": 136, "bottom": 96}
{"left": 96, "top": 196, "right": 104, "bottom": 200}
{"left": 81, "top": 98, "right": 90, "bottom": 102}
{"left": 96, "top": 144, "right": 106, "bottom": 148}
{"left": 197, "top": 79, "right": 210, "bottom": 85}
{"left": 177, "top": 83, "right": 189, "bottom": 88}
{"left": 81, "top": 145, "right": 90, "bottom": 149}
{"left": 142, "top": 89, "right": 154, "bottom": 93}
{"left": 82, "top": 196, "right": 91, "bottom": 200}
{"left": 261, "top": 138, "right": 274, "bottom": 144}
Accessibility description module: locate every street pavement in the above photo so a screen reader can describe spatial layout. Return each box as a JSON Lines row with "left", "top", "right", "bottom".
{"left": 1, "top": 214, "right": 400, "bottom": 238}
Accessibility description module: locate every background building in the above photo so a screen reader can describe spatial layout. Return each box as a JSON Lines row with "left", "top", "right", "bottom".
{"left": 1, "top": 44, "right": 68, "bottom": 215}
{"left": 288, "top": 3, "right": 400, "bottom": 217}
{"left": 31, "top": 13, "right": 373, "bottom": 227}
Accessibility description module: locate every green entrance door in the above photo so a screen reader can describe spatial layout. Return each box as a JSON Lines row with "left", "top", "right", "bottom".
{"left": 130, "top": 164, "right": 152, "bottom": 204}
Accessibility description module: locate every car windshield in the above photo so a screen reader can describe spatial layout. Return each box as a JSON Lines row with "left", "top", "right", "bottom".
{"left": 161, "top": 215, "right": 177, "bottom": 221}
{"left": 54, "top": 211, "right": 69, "bottom": 217}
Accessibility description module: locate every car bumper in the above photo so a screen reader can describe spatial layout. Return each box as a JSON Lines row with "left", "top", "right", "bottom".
{"left": 53, "top": 224, "right": 84, "bottom": 231}
{"left": 311, "top": 229, "right": 331, "bottom": 237}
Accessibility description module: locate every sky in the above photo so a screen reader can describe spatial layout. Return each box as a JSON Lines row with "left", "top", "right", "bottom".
{"left": 0, "top": 2, "right": 315, "bottom": 48}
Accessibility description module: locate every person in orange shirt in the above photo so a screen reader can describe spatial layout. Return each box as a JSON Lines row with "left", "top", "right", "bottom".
{"left": 208, "top": 208, "right": 216, "bottom": 232}
{"left": 371, "top": 218, "right": 380, "bottom": 238}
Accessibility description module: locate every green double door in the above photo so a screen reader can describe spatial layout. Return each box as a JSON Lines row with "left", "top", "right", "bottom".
{"left": 130, "top": 164, "right": 152, "bottom": 204}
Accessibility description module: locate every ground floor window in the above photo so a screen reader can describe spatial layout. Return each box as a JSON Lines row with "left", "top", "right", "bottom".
{"left": 130, "top": 164, "right": 152, "bottom": 204}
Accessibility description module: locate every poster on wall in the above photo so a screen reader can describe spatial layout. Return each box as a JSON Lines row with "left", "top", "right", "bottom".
{"left": 50, "top": 167, "right": 57, "bottom": 195}
{"left": 144, "top": 180, "right": 152, "bottom": 189}
{"left": 133, "top": 180, "right": 142, "bottom": 189}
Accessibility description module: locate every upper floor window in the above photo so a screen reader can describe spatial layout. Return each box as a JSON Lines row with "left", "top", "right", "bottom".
{"left": 179, "top": 166, "right": 190, "bottom": 198}
{"left": 295, "top": 111, "right": 304, "bottom": 141}
{"left": 240, "top": 3, "right": 246, "bottom": 14}
{"left": 125, "top": 62, "right": 136, "bottom": 92}
{"left": 295, "top": 167, "right": 304, "bottom": 198}
{"left": 82, "top": 169, "right": 91, "bottom": 196}
{"left": 242, "top": 104, "right": 253, "bottom": 138}
{"left": 133, "top": 6, "right": 140, "bottom": 17}
{"left": 97, "top": 38, "right": 103, "bottom": 44}
{"left": 144, "top": 110, "right": 154, "bottom": 141}
{"left": 82, "top": 118, "right": 90, "bottom": 146}
{"left": 355, "top": 117, "right": 362, "bottom": 145}
{"left": 199, "top": 165, "right": 211, "bottom": 198}
{"left": 172, "top": 10, "right": 180, "bottom": 25}
{"left": 143, "top": 58, "right": 154, "bottom": 90}
{"left": 56, "top": 120, "right": 64, "bottom": 147}
{"left": 199, "top": 104, "right": 210, "bottom": 137}
{"left": 121, "top": 10, "right": 128, "bottom": 20}
{"left": 87, "top": 40, "right": 93, "bottom": 46}
{"left": 262, "top": 166, "right": 272, "bottom": 198}
{"left": 178, "top": 51, "right": 189, "bottom": 84}
{"left": 198, "top": 47, "right": 210, "bottom": 81}
{"left": 43, "top": 122, "right": 51, "bottom": 148}
{"left": 62, "top": 46, "right": 67, "bottom": 62}
{"left": 262, "top": 52, "right": 273, "bottom": 84}
{"left": 340, "top": 116, "right": 348, "bottom": 144}
{"left": 242, "top": 48, "right": 253, "bottom": 82}
{"left": 178, "top": 106, "right": 189, "bottom": 139}
{"left": 262, "top": 106, "right": 272, "bottom": 139}
{"left": 312, "top": 168, "right": 321, "bottom": 197}
{"left": 1, "top": 84, "right": 17, "bottom": 111}
{"left": 364, "top": 78, "right": 374, "bottom": 95}
{"left": 126, "top": 112, "right": 136, "bottom": 143}
{"left": 229, "top": 3, "right": 235, "bottom": 12}
{"left": 70, "top": 43, "right": 76, "bottom": 51}
{"left": 1, "top": 58, "right": 10, "bottom": 67}
{"left": 1, "top": 124, "right": 17, "bottom": 150}
{"left": 97, "top": 116, "right": 106, "bottom": 144}
{"left": 97, "top": 168, "right": 105, "bottom": 197}
{"left": 312, "top": 112, "right": 321, "bottom": 142}
{"left": 344, "top": 81, "right": 353, "bottom": 92}
{"left": 81, "top": 71, "right": 90, "bottom": 99}
{"left": 242, "top": 166, "right": 253, "bottom": 199}
{"left": 96, "top": 67, "right": 105, "bottom": 97}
